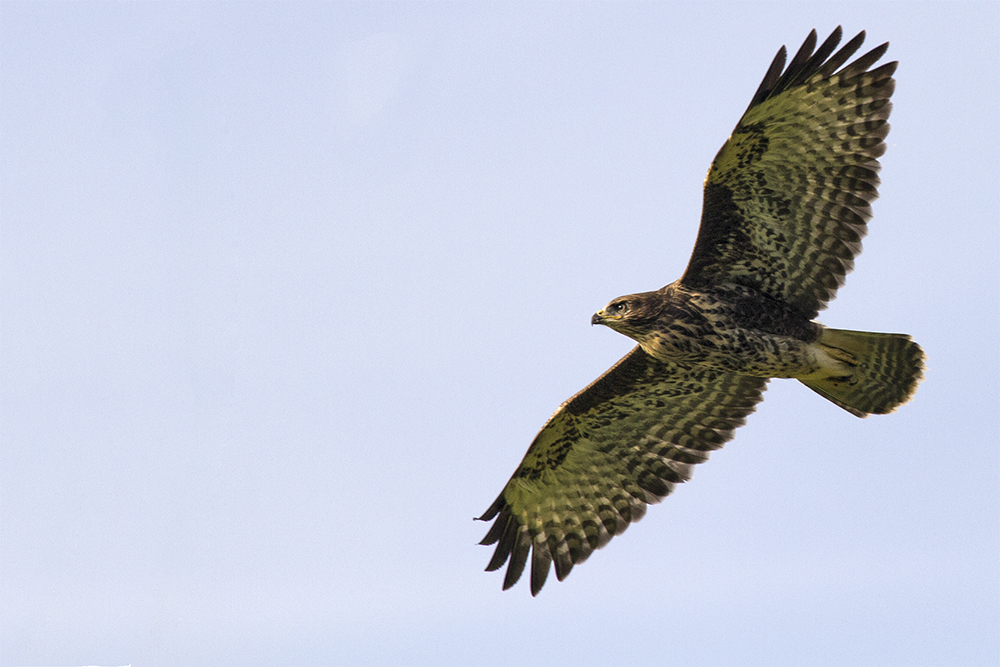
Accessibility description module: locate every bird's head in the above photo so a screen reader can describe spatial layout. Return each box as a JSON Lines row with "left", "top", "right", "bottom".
{"left": 591, "top": 291, "right": 663, "bottom": 340}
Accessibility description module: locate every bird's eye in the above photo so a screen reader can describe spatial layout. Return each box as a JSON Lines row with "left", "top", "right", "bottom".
{"left": 611, "top": 301, "right": 628, "bottom": 314}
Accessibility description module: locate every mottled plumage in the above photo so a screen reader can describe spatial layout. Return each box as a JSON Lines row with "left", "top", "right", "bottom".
{"left": 479, "top": 27, "right": 924, "bottom": 596}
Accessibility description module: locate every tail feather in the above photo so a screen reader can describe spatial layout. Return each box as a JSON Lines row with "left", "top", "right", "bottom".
{"left": 800, "top": 327, "right": 924, "bottom": 417}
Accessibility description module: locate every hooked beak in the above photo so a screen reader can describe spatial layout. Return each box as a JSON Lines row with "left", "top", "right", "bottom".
{"left": 591, "top": 311, "right": 605, "bottom": 326}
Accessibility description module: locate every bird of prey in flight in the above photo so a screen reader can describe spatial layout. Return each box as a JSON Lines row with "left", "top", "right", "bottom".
{"left": 478, "top": 27, "right": 924, "bottom": 596}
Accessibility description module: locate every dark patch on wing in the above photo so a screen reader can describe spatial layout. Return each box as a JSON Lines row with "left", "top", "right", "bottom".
{"left": 680, "top": 27, "right": 896, "bottom": 318}
{"left": 478, "top": 347, "right": 767, "bottom": 595}
{"left": 687, "top": 182, "right": 756, "bottom": 288}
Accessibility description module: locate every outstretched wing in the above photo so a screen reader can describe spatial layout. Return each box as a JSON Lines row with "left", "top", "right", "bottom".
{"left": 478, "top": 348, "right": 766, "bottom": 595}
{"left": 681, "top": 27, "right": 896, "bottom": 319}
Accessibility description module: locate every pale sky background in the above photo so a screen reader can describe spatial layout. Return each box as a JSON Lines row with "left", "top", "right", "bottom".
{"left": 2, "top": 2, "right": 998, "bottom": 665}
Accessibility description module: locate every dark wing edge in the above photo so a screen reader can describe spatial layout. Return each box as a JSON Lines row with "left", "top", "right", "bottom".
{"left": 743, "top": 27, "right": 873, "bottom": 116}
{"left": 681, "top": 27, "right": 897, "bottom": 318}
{"left": 477, "top": 347, "right": 767, "bottom": 595}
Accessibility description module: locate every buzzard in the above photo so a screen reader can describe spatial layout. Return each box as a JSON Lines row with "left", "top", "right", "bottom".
{"left": 478, "top": 27, "right": 924, "bottom": 596}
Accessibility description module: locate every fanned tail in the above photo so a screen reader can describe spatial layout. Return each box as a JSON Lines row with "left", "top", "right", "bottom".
{"left": 801, "top": 327, "right": 924, "bottom": 417}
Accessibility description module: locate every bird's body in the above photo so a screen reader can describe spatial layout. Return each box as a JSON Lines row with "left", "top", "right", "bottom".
{"left": 479, "top": 27, "right": 924, "bottom": 596}
{"left": 597, "top": 282, "right": 822, "bottom": 378}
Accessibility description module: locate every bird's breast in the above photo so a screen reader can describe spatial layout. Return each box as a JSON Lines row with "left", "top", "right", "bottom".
{"left": 637, "top": 290, "right": 821, "bottom": 378}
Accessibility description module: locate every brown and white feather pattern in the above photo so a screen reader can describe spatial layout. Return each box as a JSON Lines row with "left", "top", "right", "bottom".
{"left": 479, "top": 27, "right": 916, "bottom": 596}
{"left": 681, "top": 28, "right": 897, "bottom": 319}
{"left": 478, "top": 348, "right": 766, "bottom": 595}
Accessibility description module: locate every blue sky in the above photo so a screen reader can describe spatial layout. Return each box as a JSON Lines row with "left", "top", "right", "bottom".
{"left": 1, "top": 2, "right": 998, "bottom": 665}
